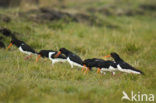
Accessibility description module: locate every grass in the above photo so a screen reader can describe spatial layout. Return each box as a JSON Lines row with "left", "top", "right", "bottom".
{"left": 0, "top": 0, "right": 156, "bottom": 103}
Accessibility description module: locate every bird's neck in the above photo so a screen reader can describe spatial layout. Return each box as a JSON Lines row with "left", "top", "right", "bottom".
{"left": 16, "top": 43, "right": 21, "bottom": 48}
{"left": 62, "top": 51, "right": 71, "bottom": 57}
{"left": 48, "top": 52, "right": 55, "bottom": 58}
{"left": 15, "top": 41, "right": 22, "bottom": 47}
{"left": 114, "top": 57, "right": 124, "bottom": 63}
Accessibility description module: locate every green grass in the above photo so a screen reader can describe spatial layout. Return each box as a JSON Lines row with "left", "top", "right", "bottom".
{"left": 0, "top": 0, "right": 156, "bottom": 103}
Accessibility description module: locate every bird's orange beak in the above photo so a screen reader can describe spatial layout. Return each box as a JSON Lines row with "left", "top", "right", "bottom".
{"left": 96, "top": 68, "right": 101, "bottom": 74}
{"left": 82, "top": 65, "right": 86, "bottom": 72}
{"left": 54, "top": 51, "right": 61, "bottom": 58}
{"left": 104, "top": 55, "right": 111, "bottom": 58}
{"left": 36, "top": 55, "right": 41, "bottom": 62}
{"left": 7, "top": 43, "right": 13, "bottom": 50}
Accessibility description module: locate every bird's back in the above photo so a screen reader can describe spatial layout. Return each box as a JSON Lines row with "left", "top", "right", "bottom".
{"left": 69, "top": 53, "right": 83, "bottom": 65}
{"left": 20, "top": 42, "right": 36, "bottom": 54}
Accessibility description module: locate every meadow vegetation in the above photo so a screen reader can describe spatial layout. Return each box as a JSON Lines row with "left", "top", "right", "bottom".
{"left": 0, "top": 0, "right": 156, "bottom": 103}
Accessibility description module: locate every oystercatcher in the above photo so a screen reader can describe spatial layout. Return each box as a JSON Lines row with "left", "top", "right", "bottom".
{"left": 54, "top": 48, "right": 85, "bottom": 68}
{"left": 82, "top": 58, "right": 117, "bottom": 75}
{"left": 104, "top": 52, "right": 144, "bottom": 74}
{"left": 96, "top": 60, "right": 118, "bottom": 75}
{"left": 7, "top": 38, "right": 37, "bottom": 59}
{"left": 82, "top": 58, "right": 104, "bottom": 73}
{"left": 36, "top": 50, "right": 67, "bottom": 65}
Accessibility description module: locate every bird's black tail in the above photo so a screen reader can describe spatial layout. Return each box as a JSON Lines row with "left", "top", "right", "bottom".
{"left": 132, "top": 68, "right": 144, "bottom": 75}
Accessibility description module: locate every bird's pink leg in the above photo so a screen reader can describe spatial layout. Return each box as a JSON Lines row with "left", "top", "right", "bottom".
{"left": 24, "top": 54, "right": 32, "bottom": 60}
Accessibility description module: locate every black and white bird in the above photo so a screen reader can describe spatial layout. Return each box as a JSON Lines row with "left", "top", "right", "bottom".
{"left": 104, "top": 52, "right": 144, "bottom": 75}
{"left": 96, "top": 60, "right": 118, "bottom": 75}
{"left": 36, "top": 50, "right": 67, "bottom": 65}
{"left": 82, "top": 58, "right": 104, "bottom": 72}
{"left": 83, "top": 58, "right": 118, "bottom": 75}
{"left": 7, "top": 38, "right": 37, "bottom": 59}
{"left": 54, "top": 48, "right": 85, "bottom": 68}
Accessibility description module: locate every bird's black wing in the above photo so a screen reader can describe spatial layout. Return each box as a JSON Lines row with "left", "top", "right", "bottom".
{"left": 46, "top": 50, "right": 55, "bottom": 52}
{"left": 39, "top": 50, "right": 55, "bottom": 53}
{"left": 83, "top": 59, "right": 95, "bottom": 64}
{"left": 119, "top": 61, "right": 136, "bottom": 70}
{"left": 97, "top": 60, "right": 116, "bottom": 68}
{"left": 21, "top": 43, "right": 36, "bottom": 53}
{"left": 106, "top": 60, "right": 117, "bottom": 68}
{"left": 94, "top": 58, "right": 105, "bottom": 62}
{"left": 69, "top": 54, "right": 83, "bottom": 65}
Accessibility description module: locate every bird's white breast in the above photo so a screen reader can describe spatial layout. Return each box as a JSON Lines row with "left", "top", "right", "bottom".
{"left": 67, "top": 57, "right": 84, "bottom": 68}
{"left": 48, "top": 52, "right": 55, "bottom": 60}
{"left": 18, "top": 46, "right": 31, "bottom": 55}
{"left": 49, "top": 52, "right": 67, "bottom": 63}
{"left": 101, "top": 66, "right": 117, "bottom": 72}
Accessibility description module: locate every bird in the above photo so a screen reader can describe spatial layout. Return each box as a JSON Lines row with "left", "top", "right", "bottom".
{"left": 82, "top": 58, "right": 118, "bottom": 75}
{"left": 104, "top": 52, "right": 144, "bottom": 75}
{"left": 82, "top": 58, "right": 105, "bottom": 73}
{"left": 54, "top": 48, "right": 85, "bottom": 69}
{"left": 96, "top": 60, "right": 118, "bottom": 75}
{"left": 36, "top": 50, "right": 67, "bottom": 65}
{"left": 7, "top": 38, "right": 37, "bottom": 59}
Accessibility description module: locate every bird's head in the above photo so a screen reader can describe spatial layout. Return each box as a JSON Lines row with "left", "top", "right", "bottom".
{"left": 104, "top": 52, "right": 119, "bottom": 58}
{"left": 104, "top": 52, "right": 122, "bottom": 62}
{"left": 110, "top": 52, "right": 120, "bottom": 59}
{"left": 54, "top": 48, "right": 68, "bottom": 58}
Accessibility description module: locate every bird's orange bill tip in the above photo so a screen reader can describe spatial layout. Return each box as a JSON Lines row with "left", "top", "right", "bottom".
{"left": 36, "top": 55, "right": 41, "bottom": 62}
{"left": 54, "top": 51, "right": 61, "bottom": 58}
{"left": 96, "top": 68, "right": 101, "bottom": 74}
{"left": 104, "top": 55, "right": 111, "bottom": 58}
{"left": 7, "top": 43, "right": 13, "bottom": 50}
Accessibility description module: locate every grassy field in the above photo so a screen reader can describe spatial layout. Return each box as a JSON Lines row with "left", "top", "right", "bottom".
{"left": 0, "top": 0, "right": 156, "bottom": 103}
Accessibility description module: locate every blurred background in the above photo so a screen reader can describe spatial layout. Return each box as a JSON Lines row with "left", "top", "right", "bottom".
{"left": 0, "top": 0, "right": 156, "bottom": 10}
{"left": 0, "top": 0, "right": 155, "bottom": 27}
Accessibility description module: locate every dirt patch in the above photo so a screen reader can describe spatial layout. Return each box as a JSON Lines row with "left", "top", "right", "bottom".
{"left": 73, "top": 13, "right": 103, "bottom": 26}
{"left": 19, "top": 7, "right": 106, "bottom": 27}
{"left": 140, "top": 4, "right": 156, "bottom": 11}
{"left": 0, "top": 27, "right": 16, "bottom": 39}
{"left": 88, "top": 7, "right": 144, "bottom": 16}
{"left": 87, "top": 4, "right": 155, "bottom": 16}
{"left": 115, "top": 9, "right": 144, "bottom": 16}
{"left": 35, "top": 8, "right": 77, "bottom": 22}
{"left": 0, "top": 41, "right": 5, "bottom": 48}
{"left": 0, "top": 14, "right": 11, "bottom": 23}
